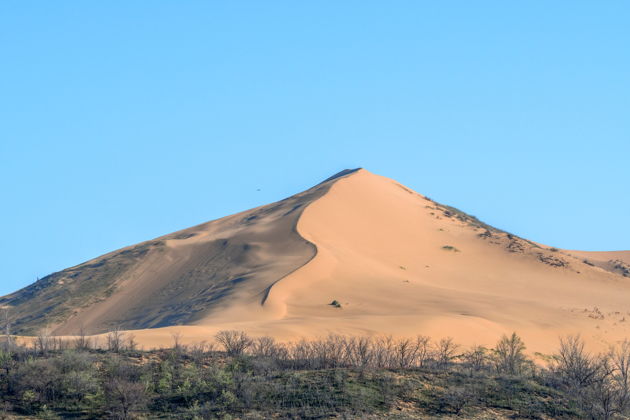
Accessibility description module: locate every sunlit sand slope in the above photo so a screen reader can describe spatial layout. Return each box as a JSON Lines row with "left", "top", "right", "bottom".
{"left": 192, "top": 169, "right": 630, "bottom": 353}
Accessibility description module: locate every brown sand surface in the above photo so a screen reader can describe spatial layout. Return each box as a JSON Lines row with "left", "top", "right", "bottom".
{"left": 123, "top": 170, "right": 630, "bottom": 355}
{"left": 6, "top": 169, "right": 630, "bottom": 355}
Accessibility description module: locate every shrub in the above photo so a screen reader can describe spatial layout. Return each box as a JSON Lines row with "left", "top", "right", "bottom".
{"left": 441, "top": 245, "right": 460, "bottom": 252}
{"left": 329, "top": 300, "right": 342, "bottom": 308}
{"left": 493, "top": 333, "right": 528, "bottom": 375}
{"left": 215, "top": 330, "right": 253, "bottom": 356}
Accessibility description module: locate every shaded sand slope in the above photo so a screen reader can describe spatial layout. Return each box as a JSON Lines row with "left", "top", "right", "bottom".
{"left": 165, "top": 169, "right": 629, "bottom": 354}
{"left": 566, "top": 250, "right": 630, "bottom": 278}
{"left": 0, "top": 169, "right": 359, "bottom": 335}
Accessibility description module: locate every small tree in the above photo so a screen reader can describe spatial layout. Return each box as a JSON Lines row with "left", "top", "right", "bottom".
{"left": 1, "top": 307, "right": 12, "bottom": 350}
{"left": 35, "top": 328, "right": 53, "bottom": 355}
{"left": 104, "top": 378, "right": 149, "bottom": 420}
{"left": 215, "top": 330, "right": 252, "bottom": 356}
{"left": 415, "top": 335, "right": 432, "bottom": 368}
{"left": 556, "top": 335, "right": 600, "bottom": 388}
{"left": 251, "top": 336, "right": 277, "bottom": 358}
{"left": 462, "top": 345, "right": 488, "bottom": 376}
{"left": 74, "top": 326, "right": 91, "bottom": 351}
{"left": 434, "top": 337, "right": 459, "bottom": 370}
{"left": 106, "top": 327, "right": 125, "bottom": 353}
{"left": 493, "top": 332, "right": 527, "bottom": 375}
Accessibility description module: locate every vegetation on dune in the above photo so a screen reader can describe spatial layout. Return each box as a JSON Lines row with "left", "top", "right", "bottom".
{"left": 329, "top": 300, "right": 342, "bottom": 308}
{"left": 441, "top": 245, "right": 460, "bottom": 252}
{"left": 1, "top": 330, "right": 630, "bottom": 419}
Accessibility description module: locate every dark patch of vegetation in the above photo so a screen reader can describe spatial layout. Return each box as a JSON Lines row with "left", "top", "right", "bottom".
{"left": 441, "top": 245, "right": 460, "bottom": 252}
{"left": 538, "top": 253, "right": 569, "bottom": 268}
{"left": 1, "top": 331, "right": 629, "bottom": 419}
{"left": 329, "top": 300, "right": 342, "bottom": 308}
{"left": 0, "top": 241, "right": 166, "bottom": 335}
{"left": 610, "top": 260, "right": 630, "bottom": 278}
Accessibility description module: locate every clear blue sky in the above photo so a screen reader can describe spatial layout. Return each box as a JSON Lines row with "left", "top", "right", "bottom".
{"left": 1, "top": 2, "right": 629, "bottom": 295}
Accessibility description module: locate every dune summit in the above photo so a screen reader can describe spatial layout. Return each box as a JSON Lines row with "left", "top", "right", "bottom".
{"left": 2, "top": 169, "right": 629, "bottom": 353}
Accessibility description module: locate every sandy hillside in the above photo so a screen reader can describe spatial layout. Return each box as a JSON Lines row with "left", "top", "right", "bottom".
{"left": 4, "top": 169, "right": 630, "bottom": 355}
{"left": 1, "top": 169, "right": 359, "bottom": 335}
{"left": 124, "top": 170, "right": 630, "bottom": 354}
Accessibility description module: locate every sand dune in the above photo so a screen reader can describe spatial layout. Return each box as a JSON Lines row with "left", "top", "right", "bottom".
{"left": 125, "top": 170, "right": 630, "bottom": 354}
{"left": 4, "top": 169, "right": 629, "bottom": 354}
{"left": 1, "top": 169, "right": 358, "bottom": 335}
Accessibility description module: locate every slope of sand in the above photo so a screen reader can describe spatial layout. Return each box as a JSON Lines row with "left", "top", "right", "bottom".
{"left": 1, "top": 170, "right": 359, "bottom": 335}
{"left": 6, "top": 169, "right": 630, "bottom": 354}
{"left": 121, "top": 170, "right": 630, "bottom": 354}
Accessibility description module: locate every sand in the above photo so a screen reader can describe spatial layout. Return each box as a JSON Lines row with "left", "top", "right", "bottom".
{"left": 120, "top": 170, "right": 630, "bottom": 355}
{"left": 6, "top": 169, "right": 630, "bottom": 355}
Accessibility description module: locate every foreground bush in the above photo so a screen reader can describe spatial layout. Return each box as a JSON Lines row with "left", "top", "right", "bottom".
{"left": 0, "top": 331, "right": 627, "bottom": 419}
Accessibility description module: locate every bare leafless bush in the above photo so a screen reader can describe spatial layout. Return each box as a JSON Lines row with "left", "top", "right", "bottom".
{"left": 462, "top": 345, "right": 488, "bottom": 376}
{"left": 552, "top": 335, "right": 630, "bottom": 419}
{"left": 434, "top": 337, "right": 459, "bottom": 370}
{"left": 251, "top": 336, "right": 278, "bottom": 358}
{"left": 104, "top": 378, "right": 149, "bottom": 420}
{"left": 394, "top": 338, "right": 418, "bottom": 368}
{"left": 35, "top": 328, "right": 53, "bottom": 355}
{"left": 373, "top": 336, "right": 396, "bottom": 368}
{"left": 188, "top": 341, "right": 214, "bottom": 363}
{"left": 311, "top": 335, "right": 346, "bottom": 368}
{"left": 555, "top": 335, "right": 601, "bottom": 388}
{"left": 344, "top": 336, "right": 374, "bottom": 369}
{"left": 74, "top": 326, "right": 91, "bottom": 351}
{"left": 415, "top": 335, "right": 432, "bottom": 368}
{"left": 171, "top": 332, "right": 184, "bottom": 353}
{"left": 610, "top": 340, "right": 630, "bottom": 413}
{"left": 106, "top": 327, "right": 126, "bottom": 353}
{"left": 1, "top": 308, "right": 12, "bottom": 351}
{"left": 215, "top": 330, "right": 253, "bottom": 356}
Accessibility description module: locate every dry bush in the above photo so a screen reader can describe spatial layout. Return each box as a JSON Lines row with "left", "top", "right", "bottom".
{"left": 415, "top": 335, "right": 432, "bottom": 368}
{"left": 394, "top": 338, "right": 419, "bottom": 368}
{"left": 106, "top": 327, "right": 126, "bottom": 353}
{"left": 373, "top": 336, "right": 396, "bottom": 368}
{"left": 74, "top": 326, "right": 91, "bottom": 351}
{"left": 462, "top": 345, "right": 489, "bottom": 375}
{"left": 251, "top": 336, "right": 278, "bottom": 358}
{"left": 493, "top": 332, "right": 527, "bottom": 375}
{"left": 35, "top": 328, "right": 54, "bottom": 355}
{"left": 556, "top": 335, "right": 601, "bottom": 388}
{"left": 171, "top": 332, "right": 184, "bottom": 352}
{"left": 434, "top": 337, "right": 459, "bottom": 370}
{"left": 188, "top": 341, "right": 214, "bottom": 362}
{"left": 104, "top": 378, "right": 149, "bottom": 420}
{"left": 609, "top": 340, "right": 630, "bottom": 412}
{"left": 215, "top": 330, "right": 253, "bottom": 356}
{"left": 344, "top": 336, "right": 374, "bottom": 369}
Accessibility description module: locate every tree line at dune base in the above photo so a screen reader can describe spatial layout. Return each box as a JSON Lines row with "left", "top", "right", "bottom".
{"left": 0, "top": 330, "right": 629, "bottom": 419}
